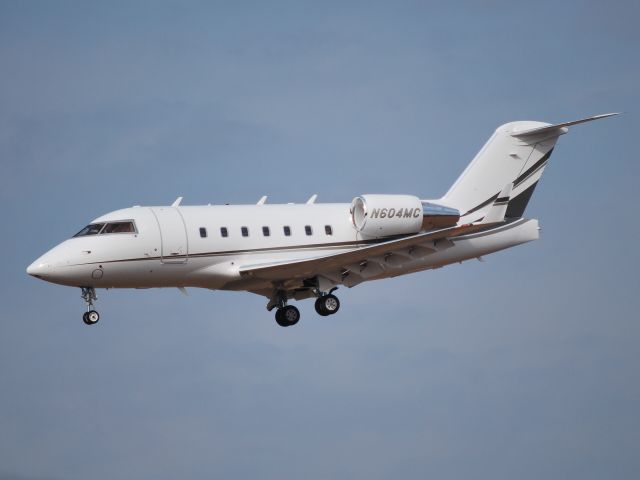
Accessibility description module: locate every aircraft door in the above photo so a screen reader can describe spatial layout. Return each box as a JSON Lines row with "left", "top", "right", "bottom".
{"left": 150, "top": 207, "right": 189, "bottom": 264}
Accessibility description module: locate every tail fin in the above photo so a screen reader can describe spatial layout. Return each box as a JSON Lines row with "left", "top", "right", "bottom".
{"left": 441, "top": 113, "right": 619, "bottom": 222}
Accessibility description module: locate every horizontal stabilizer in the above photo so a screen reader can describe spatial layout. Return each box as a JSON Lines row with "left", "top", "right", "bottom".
{"left": 482, "top": 183, "right": 512, "bottom": 224}
{"left": 511, "top": 113, "right": 619, "bottom": 137}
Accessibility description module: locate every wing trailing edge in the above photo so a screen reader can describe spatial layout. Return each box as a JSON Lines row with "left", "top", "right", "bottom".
{"left": 239, "top": 222, "right": 501, "bottom": 283}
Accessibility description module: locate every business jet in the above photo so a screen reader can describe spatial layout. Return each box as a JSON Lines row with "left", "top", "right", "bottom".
{"left": 26, "top": 113, "right": 617, "bottom": 327}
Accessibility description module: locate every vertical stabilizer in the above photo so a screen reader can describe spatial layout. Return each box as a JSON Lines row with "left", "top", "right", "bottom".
{"left": 441, "top": 114, "right": 618, "bottom": 222}
{"left": 442, "top": 121, "right": 560, "bottom": 222}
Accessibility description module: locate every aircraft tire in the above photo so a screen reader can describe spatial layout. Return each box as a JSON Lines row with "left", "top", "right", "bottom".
{"left": 275, "top": 305, "right": 300, "bottom": 327}
{"left": 82, "top": 312, "right": 90, "bottom": 325}
{"left": 85, "top": 310, "right": 100, "bottom": 325}
{"left": 314, "top": 297, "right": 329, "bottom": 316}
{"left": 275, "top": 308, "right": 288, "bottom": 327}
{"left": 282, "top": 305, "right": 300, "bottom": 326}
{"left": 316, "top": 295, "right": 340, "bottom": 316}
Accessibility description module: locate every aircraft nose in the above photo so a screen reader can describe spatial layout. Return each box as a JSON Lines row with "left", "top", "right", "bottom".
{"left": 26, "top": 260, "right": 50, "bottom": 278}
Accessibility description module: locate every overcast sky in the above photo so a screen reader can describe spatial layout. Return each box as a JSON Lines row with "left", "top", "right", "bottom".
{"left": 1, "top": 1, "right": 639, "bottom": 479}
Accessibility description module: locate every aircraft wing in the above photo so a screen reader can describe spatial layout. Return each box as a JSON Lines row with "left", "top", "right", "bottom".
{"left": 239, "top": 222, "right": 496, "bottom": 284}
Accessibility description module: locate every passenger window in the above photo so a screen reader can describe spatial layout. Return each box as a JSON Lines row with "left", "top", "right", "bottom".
{"left": 305, "top": 225, "right": 312, "bottom": 236}
{"left": 262, "top": 226, "right": 270, "bottom": 237}
{"left": 199, "top": 227, "right": 207, "bottom": 238}
{"left": 325, "top": 225, "right": 333, "bottom": 235}
{"left": 283, "top": 226, "right": 291, "bottom": 236}
{"left": 73, "top": 223, "right": 105, "bottom": 237}
{"left": 102, "top": 221, "right": 136, "bottom": 234}
{"left": 241, "top": 227, "right": 249, "bottom": 237}
{"left": 220, "top": 227, "right": 228, "bottom": 238}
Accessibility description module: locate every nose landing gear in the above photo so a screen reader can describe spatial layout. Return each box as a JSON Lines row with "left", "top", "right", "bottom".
{"left": 81, "top": 287, "right": 100, "bottom": 325}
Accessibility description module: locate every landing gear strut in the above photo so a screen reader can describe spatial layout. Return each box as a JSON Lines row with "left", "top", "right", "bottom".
{"left": 81, "top": 287, "right": 100, "bottom": 325}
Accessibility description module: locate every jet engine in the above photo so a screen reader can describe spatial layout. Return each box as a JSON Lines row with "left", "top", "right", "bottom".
{"left": 350, "top": 194, "right": 423, "bottom": 237}
{"left": 350, "top": 194, "right": 461, "bottom": 238}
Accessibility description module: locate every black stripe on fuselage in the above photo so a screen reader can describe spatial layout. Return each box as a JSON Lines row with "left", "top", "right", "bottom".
{"left": 70, "top": 235, "right": 407, "bottom": 267}
{"left": 450, "top": 217, "right": 528, "bottom": 240}
{"left": 70, "top": 220, "right": 530, "bottom": 268}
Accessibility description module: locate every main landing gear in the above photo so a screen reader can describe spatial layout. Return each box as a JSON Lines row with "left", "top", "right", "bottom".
{"left": 271, "top": 289, "right": 341, "bottom": 327}
{"left": 81, "top": 287, "right": 100, "bottom": 325}
{"left": 275, "top": 305, "right": 300, "bottom": 327}
{"left": 314, "top": 294, "right": 340, "bottom": 316}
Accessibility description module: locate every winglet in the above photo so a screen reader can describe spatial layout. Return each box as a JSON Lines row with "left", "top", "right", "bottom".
{"left": 171, "top": 196, "right": 183, "bottom": 207}
{"left": 481, "top": 183, "right": 512, "bottom": 224}
{"left": 257, "top": 195, "right": 268, "bottom": 205}
{"left": 306, "top": 194, "right": 318, "bottom": 204}
{"left": 511, "top": 113, "right": 620, "bottom": 137}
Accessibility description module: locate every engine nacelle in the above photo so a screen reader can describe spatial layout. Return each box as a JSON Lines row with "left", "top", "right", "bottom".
{"left": 350, "top": 194, "right": 423, "bottom": 237}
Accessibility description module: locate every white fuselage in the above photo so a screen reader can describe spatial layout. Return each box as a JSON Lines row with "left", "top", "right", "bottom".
{"left": 26, "top": 202, "right": 539, "bottom": 293}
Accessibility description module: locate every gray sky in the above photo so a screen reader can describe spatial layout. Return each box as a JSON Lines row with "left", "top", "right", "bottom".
{"left": 1, "top": 1, "right": 639, "bottom": 479}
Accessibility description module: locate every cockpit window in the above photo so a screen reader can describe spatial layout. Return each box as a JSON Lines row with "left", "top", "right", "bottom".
{"left": 102, "top": 221, "right": 136, "bottom": 234}
{"left": 74, "top": 223, "right": 105, "bottom": 237}
{"left": 73, "top": 220, "right": 136, "bottom": 237}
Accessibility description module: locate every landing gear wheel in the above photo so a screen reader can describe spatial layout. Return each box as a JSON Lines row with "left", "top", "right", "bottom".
{"left": 315, "top": 297, "right": 328, "bottom": 316}
{"left": 275, "top": 305, "right": 300, "bottom": 327}
{"left": 315, "top": 294, "right": 340, "bottom": 316}
{"left": 275, "top": 308, "right": 288, "bottom": 327}
{"left": 84, "top": 310, "right": 100, "bottom": 325}
{"left": 282, "top": 305, "right": 300, "bottom": 326}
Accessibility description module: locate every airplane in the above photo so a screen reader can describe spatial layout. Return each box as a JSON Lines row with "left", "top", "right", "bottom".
{"left": 26, "top": 113, "right": 618, "bottom": 327}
